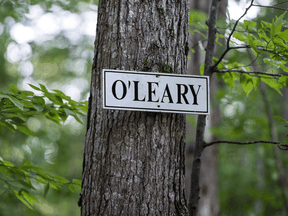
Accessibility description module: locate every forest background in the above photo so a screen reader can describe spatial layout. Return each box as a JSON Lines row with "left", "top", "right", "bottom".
{"left": 0, "top": 0, "right": 287, "bottom": 215}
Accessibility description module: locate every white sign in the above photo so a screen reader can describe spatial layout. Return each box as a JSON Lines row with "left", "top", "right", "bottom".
{"left": 103, "top": 69, "right": 209, "bottom": 114}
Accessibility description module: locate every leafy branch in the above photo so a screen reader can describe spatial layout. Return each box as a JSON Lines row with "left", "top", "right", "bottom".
{"left": 0, "top": 84, "right": 88, "bottom": 136}
{"left": 211, "top": 0, "right": 255, "bottom": 71}
{"left": 0, "top": 158, "right": 82, "bottom": 209}
{"left": 0, "top": 83, "right": 87, "bottom": 210}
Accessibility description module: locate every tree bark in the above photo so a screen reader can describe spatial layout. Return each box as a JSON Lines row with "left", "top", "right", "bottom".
{"left": 80, "top": 1, "right": 189, "bottom": 215}
{"left": 186, "top": 1, "right": 226, "bottom": 215}
{"left": 188, "top": 0, "right": 220, "bottom": 215}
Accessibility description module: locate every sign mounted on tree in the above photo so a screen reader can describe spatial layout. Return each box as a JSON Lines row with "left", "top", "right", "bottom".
{"left": 103, "top": 69, "right": 210, "bottom": 114}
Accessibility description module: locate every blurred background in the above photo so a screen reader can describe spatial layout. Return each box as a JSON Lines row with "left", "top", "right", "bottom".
{"left": 0, "top": 0, "right": 287, "bottom": 215}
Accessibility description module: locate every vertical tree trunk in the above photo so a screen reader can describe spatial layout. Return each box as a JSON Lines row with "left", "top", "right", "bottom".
{"left": 79, "top": 1, "right": 189, "bottom": 215}
{"left": 188, "top": 0, "right": 220, "bottom": 215}
{"left": 186, "top": 0, "right": 226, "bottom": 215}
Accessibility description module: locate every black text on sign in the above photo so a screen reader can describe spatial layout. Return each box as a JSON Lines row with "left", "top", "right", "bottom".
{"left": 103, "top": 69, "right": 209, "bottom": 114}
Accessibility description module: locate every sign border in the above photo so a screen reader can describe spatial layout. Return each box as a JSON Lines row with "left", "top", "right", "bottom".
{"left": 102, "top": 69, "right": 210, "bottom": 115}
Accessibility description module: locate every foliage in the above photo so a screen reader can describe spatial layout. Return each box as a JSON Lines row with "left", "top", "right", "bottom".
{"left": 0, "top": 0, "right": 94, "bottom": 214}
{"left": 0, "top": 84, "right": 87, "bottom": 135}
{"left": 190, "top": 8, "right": 288, "bottom": 95}
{"left": 0, "top": 84, "right": 86, "bottom": 210}
{"left": 0, "top": 158, "right": 81, "bottom": 210}
{"left": 189, "top": 2, "right": 288, "bottom": 215}
{"left": 1, "top": 0, "right": 288, "bottom": 215}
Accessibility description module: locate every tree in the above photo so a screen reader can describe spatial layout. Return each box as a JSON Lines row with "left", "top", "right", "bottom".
{"left": 79, "top": 0, "right": 189, "bottom": 215}
{"left": 186, "top": 1, "right": 227, "bottom": 215}
{"left": 189, "top": 0, "right": 288, "bottom": 215}
{"left": 1, "top": 0, "right": 288, "bottom": 215}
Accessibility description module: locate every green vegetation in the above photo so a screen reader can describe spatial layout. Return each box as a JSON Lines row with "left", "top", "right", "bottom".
{"left": 0, "top": 0, "right": 95, "bottom": 215}
{"left": 189, "top": 1, "right": 288, "bottom": 215}
{"left": 0, "top": 0, "right": 287, "bottom": 215}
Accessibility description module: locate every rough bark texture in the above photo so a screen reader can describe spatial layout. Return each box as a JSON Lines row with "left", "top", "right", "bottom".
{"left": 80, "top": 0, "right": 189, "bottom": 215}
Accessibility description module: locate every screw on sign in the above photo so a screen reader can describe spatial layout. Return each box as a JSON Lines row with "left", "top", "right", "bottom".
{"left": 103, "top": 69, "right": 209, "bottom": 115}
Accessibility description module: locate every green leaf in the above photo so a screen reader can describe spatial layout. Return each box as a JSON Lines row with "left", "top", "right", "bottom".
{"left": 258, "top": 29, "right": 269, "bottom": 41}
{"left": 45, "top": 93, "right": 63, "bottom": 105}
{"left": 52, "top": 89, "right": 72, "bottom": 101}
{"left": 69, "top": 184, "right": 76, "bottom": 192}
{"left": 58, "top": 108, "right": 68, "bottom": 122}
{"left": 20, "top": 189, "right": 41, "bottom": 206}
{"left": 271, "top": 19, "right": 275, "bottom": 40}
{"left": 2, "top": 160, "right": 15, "bottom": 167}
{"left": 0, "top": 165, "right": 9, "bottom": 174}
{"left": 72, "top": 179, "right": 82, "bottom": 185}
{"left": 247, "top": 34, "right": 257, "bottom": 52}
{"left": 28, "top": 84, "right": 41, "bottom": 91}
{"left": 244, "top": 20, "right": 256, "bottom": 30}
{"left": 64, "top": 108, "right": 83, "bottom": 124}
{"left": 261, "top": 77, "right": 281, "bottom": 94}
{"left": 277, "top": 29, "right": 288, "bottom": 41}
{"left": 36, "top": 176, "right": 48, "bottom": 184}
{"left": 78, "top": 104, "right": 88, "bottom": 114}
{"left": 44, "top": 183, "right": 50, "bottom": 198}
{"left": 0, "top": 94, "right": 25, "bottom": 110}
{"left": 189, "top": 47, "right": 195, "bottom": 53}
{"left": 33, "top": 104, "right": 43, "bottom": 112}
{"left": 72, "top": 179, "right": 82, "bottom": 190}
{"left": 20, "top": 91, "right": 34, "bottom": 97}
{"left": 6, "top": 122, "right": 16, "bottom": 132}
{"left": 222, "top": 72, "right": 234, "bottom": 89}
{"left": 278, "top": 76, "right": 288, "bottom": 89}
{"left": 274, "top": 11, "right": 286, "bottom": 34}
{"left": 11, "top": 117, "right": 25, "bottom": 124}
{"left": 32, "top": 96, "right": 45, "bottom": 105}
{"left": 55, "top": 176, "right": 70, "bottom": 184}
{"left": 17, "top": 180, "right": 35, "bottom": 189}
{"left": 280, "top": 64, "right": 288, "bottom": 72}
{"left": 275, "top": 116, "right": 288, "bottom": 123}
{"left": 21, "top": 100, "right": 34, "bottom": 108}
{"left": 14, "top": 190, "right": 33, "bottom": 210}
{"left": 8, "top": 85, "right": 20, "bottom": 94}
{"left": 31, "top": 167, "right": 53, "bottom": 180}
{"left": 240, "top": 74, "right": 254, "bottom": 96}
{"left": 252, "top": 77, "right": 260, "bottom": 89}
{"left": 233, "top": 32, "right": 246, "bottom": 42}
{"left": 49, "top": 180, "right": 61, "bottom": 190}
{"left": 39, "top": 84, "right": 48, "bottom": 93}
{"left": 17, "top": 126, "right": 34, "bottom": 136}
{"left": 200, "top": 62, "right": 204, "bottom": 76}
{"left": 24, "top": 160, "right": 32, "bottom": 167}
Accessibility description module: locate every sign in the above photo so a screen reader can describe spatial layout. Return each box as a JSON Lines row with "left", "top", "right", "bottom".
{"left": 103, "top": 69, "right": 209, "bottom": 114}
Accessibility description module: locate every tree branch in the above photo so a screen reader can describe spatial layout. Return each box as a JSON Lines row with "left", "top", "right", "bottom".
{"left": 204, "top": 140, "right": 283, "bottom": 148}
{"left": 214, "top": 69, "right": 286, "bottom": 77}
{"left": 211, "top": 0, "right": 254, "bottom": 71}
{"left": 229, "top": 45, "right": 251, "bottom": 50}
{"left": 252, "top": 4, "right": 288, "bottom": 11}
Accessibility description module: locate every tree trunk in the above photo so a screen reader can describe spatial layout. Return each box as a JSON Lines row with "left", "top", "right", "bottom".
{"left": 188, "top": 0, "right": 220, "bottom": 215}
{"left": 186, "top": 0, "right": 226, "bottom": 215}
{"left": 79, "top": 1, "right": 189, "bottom": 215}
